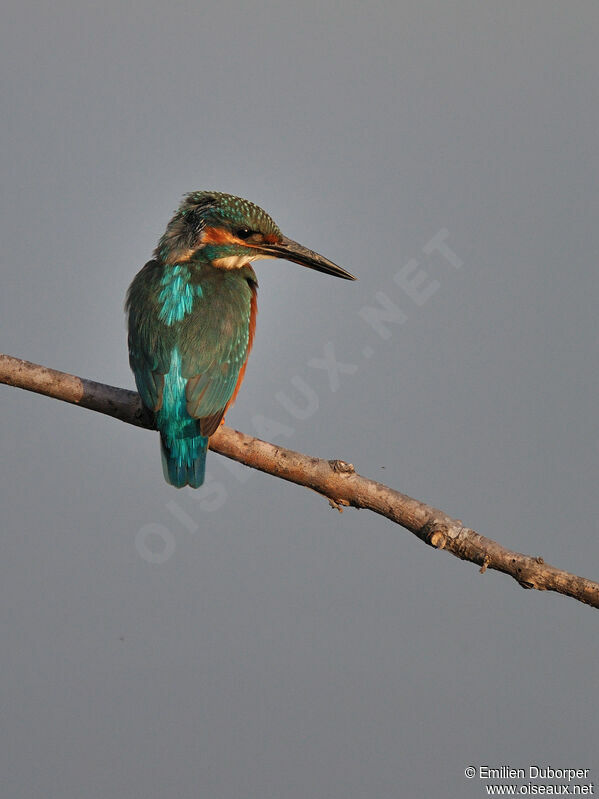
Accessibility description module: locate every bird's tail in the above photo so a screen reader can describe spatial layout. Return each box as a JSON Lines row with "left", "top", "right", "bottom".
{"left": 159, "top": 428, "right": 208, "bottom": 489}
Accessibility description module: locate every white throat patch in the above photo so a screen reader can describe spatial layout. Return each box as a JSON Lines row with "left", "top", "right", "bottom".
{"left": 212, "top": 253, "right": 273, "bottom": 270}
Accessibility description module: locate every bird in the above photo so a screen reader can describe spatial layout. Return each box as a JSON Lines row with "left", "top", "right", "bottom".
{"left": 126, "top": 191, "right": 356, "bottom": 488}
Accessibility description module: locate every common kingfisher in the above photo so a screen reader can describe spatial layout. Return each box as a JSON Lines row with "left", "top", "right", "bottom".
{"left": 126, "top": 191, "right": 356, "bottom": 488}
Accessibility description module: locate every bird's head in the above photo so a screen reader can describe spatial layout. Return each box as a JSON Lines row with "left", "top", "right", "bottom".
{"left": 155, "top": 191, "right": 356, "bottom": 280}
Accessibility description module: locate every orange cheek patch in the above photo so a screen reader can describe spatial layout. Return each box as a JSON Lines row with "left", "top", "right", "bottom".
{"left": 203, "top": 227, "right": 243, "bottom": 246}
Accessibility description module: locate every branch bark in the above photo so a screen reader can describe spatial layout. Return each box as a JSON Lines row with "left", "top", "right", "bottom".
{"left": 1, "top": 352, "right": 597, "bottom": 609}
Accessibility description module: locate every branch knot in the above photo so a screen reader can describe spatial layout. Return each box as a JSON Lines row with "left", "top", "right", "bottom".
{"left": 329, "top": 459, "right": 355, "bottom": 474}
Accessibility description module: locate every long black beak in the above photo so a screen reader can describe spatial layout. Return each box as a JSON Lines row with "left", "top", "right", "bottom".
{"left": 254, "top": 236, "right": 357, "bottom": 280}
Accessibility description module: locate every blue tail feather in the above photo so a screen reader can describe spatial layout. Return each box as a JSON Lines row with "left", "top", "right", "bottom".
{"left": 155, "top": 347, "right": 208, "bottom": 488}
{"left": 160, "top": 433, "right": 207, "bottom": 488}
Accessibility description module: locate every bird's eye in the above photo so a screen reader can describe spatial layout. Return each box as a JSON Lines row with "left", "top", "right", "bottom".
{"left": 235, "top": 226, "right": 253, "bottom": 240}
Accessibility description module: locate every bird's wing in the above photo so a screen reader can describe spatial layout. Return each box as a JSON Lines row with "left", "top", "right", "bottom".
{"left": 181, "top": 281, "right": 257, "bottom": 436}
{"left": 127, "top": 263, "right": 256, "bottom": 434}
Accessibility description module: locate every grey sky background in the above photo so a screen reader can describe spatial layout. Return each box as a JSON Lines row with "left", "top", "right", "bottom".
{"left": 1, "top": 2, "right": 598, "bottom": 797}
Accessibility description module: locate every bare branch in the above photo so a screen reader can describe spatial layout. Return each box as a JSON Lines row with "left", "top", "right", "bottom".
{"left": 1, "top": 352, "right": 597, "bottom": 609}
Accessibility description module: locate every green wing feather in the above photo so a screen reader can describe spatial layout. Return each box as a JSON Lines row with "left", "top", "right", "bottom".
{"left": 126, "top": 260, "right": 256, "bottom": 426}
{"left": 180, "top": 269, "right": 255, "bottom": 431}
